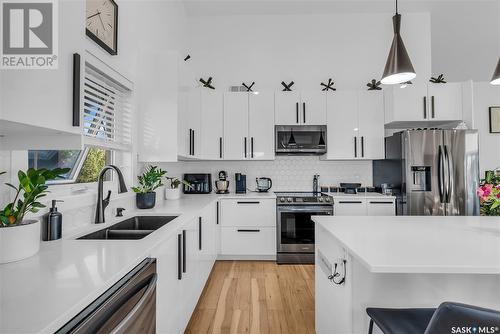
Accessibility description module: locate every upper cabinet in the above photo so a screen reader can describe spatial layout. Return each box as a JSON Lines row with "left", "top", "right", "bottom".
{"left": 323, "top": 90, "right": 384, "bottom": 160}
{"left": 248, "top": 92, "right": 275, "bottom": 160}
{"left": 384, "top": 82, "right": 464, "bottom": 127}
{"left": 200, "top": 91, "right": 224, "bottom": 160}
{"left": 275, "top": 91, "right": 326, "bottom": 125}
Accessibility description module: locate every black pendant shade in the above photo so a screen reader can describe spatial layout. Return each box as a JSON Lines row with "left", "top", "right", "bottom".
{"left": 491, "top": 57, "right": 500, "bottom": 85}
{"left": 381, "top": 13, "right": 416, "bottom": 85}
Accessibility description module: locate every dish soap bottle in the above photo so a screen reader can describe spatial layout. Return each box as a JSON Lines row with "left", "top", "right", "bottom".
{"left": 43, "top": 200, "right": 64, "bottom": 241}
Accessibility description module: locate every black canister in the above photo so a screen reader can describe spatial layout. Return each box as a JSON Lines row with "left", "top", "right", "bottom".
{"left": 43, "top": 200, "right": 63, "bottom": 241}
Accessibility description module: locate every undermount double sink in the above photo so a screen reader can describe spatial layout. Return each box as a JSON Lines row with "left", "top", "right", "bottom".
{"left": 77, "top": 216, "right": 178, "bottom": 240}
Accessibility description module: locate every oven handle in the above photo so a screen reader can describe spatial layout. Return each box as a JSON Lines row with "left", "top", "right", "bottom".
{"left": 277, "top": 206, "right": 333, "bottom": 213}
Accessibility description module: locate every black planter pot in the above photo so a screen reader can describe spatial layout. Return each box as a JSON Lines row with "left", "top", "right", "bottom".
{"left": 136, "top": 192, "right": 156, "bottom": 209}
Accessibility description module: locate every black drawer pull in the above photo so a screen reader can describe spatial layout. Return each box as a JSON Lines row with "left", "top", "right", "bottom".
{"left": 237, "top": 229, "right": 260, "bottom": 232}
{"left": 216, "top": 201, "right": 219, "bottom": 225}
{"left": 182, "top": 229, "right": 186, "bottom": 273}
{"left": 198, "top": 217, "right": 202, "bottom": 250}
{"left": 369, "top": 201, "right": 394, "bottom": 204}
{"left": 338, "top": 201, "right": 363, "bottom": 204}
{"left": 236, "top": 201, "right": 260, "bottom": 204}
{"left": 177, "top": 233, "right": 182, "bottom": 280}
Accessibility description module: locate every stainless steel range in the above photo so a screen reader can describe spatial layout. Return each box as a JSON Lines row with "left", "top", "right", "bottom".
{"left": 276, "top": 192, "right": 333, "bottom": 264}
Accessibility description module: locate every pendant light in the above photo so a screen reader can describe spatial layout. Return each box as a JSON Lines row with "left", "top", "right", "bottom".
{"left": 381, "top": 0, "right": 416, "bottom": 85}
{"left": 491, "top": 57, "right": 500, "bottom": 85}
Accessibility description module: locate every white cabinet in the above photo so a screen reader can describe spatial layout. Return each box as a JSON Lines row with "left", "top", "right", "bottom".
{"left": 200, "top": 91, "right": 224, "bottom": 160}
{"left": 275, "top": 91, "right": 326, "bottom": 125}
{"left": 385, "top": 82, "right": 464, "bottom": 126}
{"left": 324, "top": 91, "right": 384, "bottom": 160}
{"left": 219, "top": 198, "right": 276, "bottom": 257}
{"left": 366, "top": 199, "right": 396, "bottom": 216}
{"left": 334, "top": 199, "right": 367, "bottom": 216}
{"left": 333, "top": 197, "right": 396, "bottom": 216}
{"left": 224, "top": 92, "right": 275, "bottom": 160}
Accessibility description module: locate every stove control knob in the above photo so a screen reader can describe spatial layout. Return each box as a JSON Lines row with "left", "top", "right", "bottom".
{"left": 287, "top": 197, "right": 293, "bottom": 203}
{"left": 280, "top": 197, "right": 285, "bottom": 202}
{"left": 318, "top": 197, "right": 324, "bottom": 202}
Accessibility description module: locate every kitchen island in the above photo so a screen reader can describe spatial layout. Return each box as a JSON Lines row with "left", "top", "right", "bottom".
{"left": 313, "top": 216, "right": 500, "bottom": 334}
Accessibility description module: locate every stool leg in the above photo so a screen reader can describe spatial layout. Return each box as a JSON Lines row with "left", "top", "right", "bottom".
{"left": 368, "top": 319, "right": 374, "bottom": 334}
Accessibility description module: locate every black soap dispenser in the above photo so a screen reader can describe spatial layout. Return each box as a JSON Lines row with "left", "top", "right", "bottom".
{"left": 43, "top": 200, "right": 64, "bottom": 241}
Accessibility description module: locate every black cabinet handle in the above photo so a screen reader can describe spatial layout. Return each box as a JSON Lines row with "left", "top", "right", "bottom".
{"left": 244, "top": 137, "right": 247, "bottom": 158}
{"left": 189, "top": 129, "right": 193, "bottom": 155}
{"left": 431, "top": 96, "right": 435, "bottom": 118}
{"left": 237, "top": 229, "right": 260, "bottom": 232}
{"left": 362, "top": 136, "right": 365, "bottom": 157}
{"left": 369, "top": 201, "right": 394, "bottom": 204}
{"left": 72, "top": 53, "right": 81, "bottom": 127}
{"left": 216, "top": 201, "right": 219, "bottom": 225}
{"left": 354, "top": 137, "right": 357, "bottom": 158}
{"left": 339, "top": 201, "right": 363, "bottom": 204}
{"left": 237, "top": 201, "right": 260, "bottom": 204}
{"left": 198, "top": 217, "right": 202, "bottom": 251}
{"left": 182, "top": 229, "right": 186, "bottom": 273}
{"left": 251, "top": 137, "right": 254, "bottom": 158}
{"left": 219, "top": 137, "right": 223, "bottom": 159}
{"left": 303, "top": 102, "right": 306, "bottom": 123}
{"left": 423, "top": 96, "right": 427, "bottom": 119}
{"left": 192, "top": 130, "right": 195, "bottom": 156}
{"left": 177, "top": 233, "right": 182, "bottom": 280}
{"left": 296, "top": 102, "right": 299, "bottom": 123}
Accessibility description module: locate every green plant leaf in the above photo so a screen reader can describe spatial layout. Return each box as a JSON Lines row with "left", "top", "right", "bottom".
{"left": 5, "top": 183, "right": 18, "bottom": 191}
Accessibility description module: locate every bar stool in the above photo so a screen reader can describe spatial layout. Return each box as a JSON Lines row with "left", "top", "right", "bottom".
{"left": 366, "top": 302, "right": 500, "bottom": 334}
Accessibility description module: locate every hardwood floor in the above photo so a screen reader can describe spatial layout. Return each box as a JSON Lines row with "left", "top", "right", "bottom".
{"left": 185, "top": 261, "right": 315, "bottom": 334}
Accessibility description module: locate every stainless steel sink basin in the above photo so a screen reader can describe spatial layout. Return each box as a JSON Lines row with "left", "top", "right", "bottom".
{"left": 77, "top": 216, "right": 178, "bottom": 240}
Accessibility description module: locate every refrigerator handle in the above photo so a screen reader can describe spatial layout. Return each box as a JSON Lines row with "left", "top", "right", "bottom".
{"left": 444, "top": 145, "right": 453, "bottom": 203}
{"left": 438, "top": 145, "right": 445, "bottom": 203}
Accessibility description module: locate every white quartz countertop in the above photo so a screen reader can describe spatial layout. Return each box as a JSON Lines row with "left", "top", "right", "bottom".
{"left": 324, "top": 192, "right": 396, "bottom": 199}
{"left": 0, "top": 192, "right": 275, "bottom": 334}
{"left": 313, "top": 216, "right": 500, "bottom": 274}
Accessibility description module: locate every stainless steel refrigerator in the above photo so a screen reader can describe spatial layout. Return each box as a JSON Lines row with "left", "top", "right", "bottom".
{"left": 373, "top": 130, "right": 480, "bottom": 216}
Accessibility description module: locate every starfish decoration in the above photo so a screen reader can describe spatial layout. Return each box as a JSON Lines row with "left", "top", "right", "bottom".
{"left": 321, "top": 78, "right": 336, "bottom": 91}
{"left": 242, "top": 82, "right": 255, "bottom": 92}
{"left": 367, "top": 79, "right": 382, "bottom": 90}
{"left": 281, "top": 81, "right": 294, "bottom": 91}
{"left": 184, "top": 54, "right": 191, "bottom": 61}
{"left": 199, "top": 77, "right": 215, "bottom": 89}
{"left": 430, "top": 74, "right": 446, "bottom": 84}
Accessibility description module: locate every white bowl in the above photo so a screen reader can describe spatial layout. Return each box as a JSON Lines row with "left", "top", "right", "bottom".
{"left": 0, "top": 220, "right": 40, "bottom": 264}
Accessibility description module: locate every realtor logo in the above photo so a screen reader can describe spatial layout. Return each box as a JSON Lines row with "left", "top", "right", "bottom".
{"left": 1, "top": 0, "right": 58, "bottom": 69}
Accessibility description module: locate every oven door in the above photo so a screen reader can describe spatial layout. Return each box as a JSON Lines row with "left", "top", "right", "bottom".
{"left": 277, "top": 205, "right": 333, "bottom": 253}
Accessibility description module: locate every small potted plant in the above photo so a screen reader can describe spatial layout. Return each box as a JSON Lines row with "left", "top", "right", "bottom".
{"left": 132, "top": 166, "right": 167, "bottom": 209}
{"left": 165, "top": 176, "right": 192, "bottom": 200}
{"left": 0, "top": 168, "right": 69, "bottom": 264}
{"left": 477, "top": 170, "right": 500, "bottom": 216}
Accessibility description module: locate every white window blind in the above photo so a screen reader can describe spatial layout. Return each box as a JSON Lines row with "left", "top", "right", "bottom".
{"left": 83, "top": 63, "right": 132, "bottom": 150}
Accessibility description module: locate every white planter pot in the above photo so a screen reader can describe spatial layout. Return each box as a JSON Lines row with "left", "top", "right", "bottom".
{"left": 0, "top": 220, "right": 40, "bottom": 264}
{"left": 165, "top": 187, "right": 181, "bottom": 200}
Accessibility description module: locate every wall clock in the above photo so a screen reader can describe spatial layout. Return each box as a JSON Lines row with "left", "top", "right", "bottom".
{"left": 86, "top": 0, "right": 118, "bottom": 55}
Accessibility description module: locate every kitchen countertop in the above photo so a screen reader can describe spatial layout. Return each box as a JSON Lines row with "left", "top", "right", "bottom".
{"left": 313, "top": 215, "right": 500, "bottom": 274}
{"left": 324, "top": 192, "right": 396, "bottom": 199}
{"left": 0, "top": 192, "right": 275, "bottom": 334}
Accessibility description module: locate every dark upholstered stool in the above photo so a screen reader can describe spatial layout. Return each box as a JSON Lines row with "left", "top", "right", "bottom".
{"left": 367, "top": 302, "right": 500, "bottom": 334}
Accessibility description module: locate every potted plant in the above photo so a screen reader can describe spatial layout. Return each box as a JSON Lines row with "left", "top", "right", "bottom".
{"left": 132, "top": 166, "right": 166, "bottom": 209}
{"left": 476, "top": 170, "right": 500, "bottom": 216}
{"left": 0, "top": 168, "right": 69, "bottom": 264}
{"left": 165, "top": 176, "right": 192, "bottom": 200}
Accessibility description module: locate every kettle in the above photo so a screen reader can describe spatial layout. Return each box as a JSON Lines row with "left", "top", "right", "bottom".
{"left": 256, "top": 177, "right": 272, "bottom": 192}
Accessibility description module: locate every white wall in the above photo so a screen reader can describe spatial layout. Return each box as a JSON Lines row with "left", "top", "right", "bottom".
{"left": 186, "top": 13, "right": 431, "bottom": 91}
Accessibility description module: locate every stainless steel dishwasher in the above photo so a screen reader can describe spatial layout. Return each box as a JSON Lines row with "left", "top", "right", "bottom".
{"left": 57, "top": 258, "right": 157, "bottom": 334}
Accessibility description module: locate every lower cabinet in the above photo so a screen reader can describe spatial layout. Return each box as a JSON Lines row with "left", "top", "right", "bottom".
{"left": 220, "top": 227, "right": 276, "bottom": 255}
{"left": 334, "top": 198, "right": 395, "bottom": 216}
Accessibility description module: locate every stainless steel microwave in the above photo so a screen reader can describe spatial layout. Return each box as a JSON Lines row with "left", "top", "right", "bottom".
{"left": 275, "top": 125, "right": 327, "bottom": 155}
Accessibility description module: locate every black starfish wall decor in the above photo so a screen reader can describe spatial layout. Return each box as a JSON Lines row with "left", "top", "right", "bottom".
{"left": 184, "top": 54, "right": 191, "bottom": 61}
{"left": 199, "top": 77, "right": 215, "bottom": 89}
{"left": 281, "top": 81, "right": 294, "bottom": 91}
{"left": 321, "top": 78, "right": 336, "bottom": 91}
{"left": 242, "top": 82, "right": 255, "bottom": 92}
{"left": 430, "top": 74, "right": 446, "bottom": 84}
{"left": 367, "top": 79, "right": 382, "bottom": 90}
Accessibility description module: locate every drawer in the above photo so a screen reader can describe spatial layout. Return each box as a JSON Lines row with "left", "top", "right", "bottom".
{"left": 334, "top": 199, "right": 367, "bottom": 216}
{"left": 220, "top": 227, "right": 276, "bottom": 255}
{"left": 220, "top": 199, "right": 276, "bottom": 227}
{"left": 366, "top": 199, "right": 395, "bottom": 216}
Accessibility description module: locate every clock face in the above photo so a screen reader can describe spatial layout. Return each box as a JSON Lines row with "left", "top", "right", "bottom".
{"left": 86, "top": 0, "right": 118, "bottom": 54}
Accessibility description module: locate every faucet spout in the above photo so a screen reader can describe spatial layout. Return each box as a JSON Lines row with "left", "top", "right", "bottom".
{"left": 95, "top": 165, "right": 128, "bottom": 224}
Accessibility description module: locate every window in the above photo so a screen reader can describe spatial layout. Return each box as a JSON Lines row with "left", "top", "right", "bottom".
{"left": 28, "top": 148, "right": 112, "bottom": 184}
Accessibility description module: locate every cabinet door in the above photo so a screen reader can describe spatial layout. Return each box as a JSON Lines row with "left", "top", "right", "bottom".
{"left": 199, "top": 205, "right": 216, "bottom": 285}
{"left": 151, "top": 231, "right": 182, "bottom": 334}
{"left": 325, "top": 91, "right": 359, "bottom": 159}
{"left": 427, "top": 83, "right": 463, "bottom": 121}
{"left": 384, "top": 83, "right": 428, "bottom": 122}
{"left": 301, "top": 91, "right": 327, "bottom": 125}
{"left": 220, "top": 199, "right": 276, "bottom": 227}
{"left": 221, "top": 227, "right": 276, "bottom": 256}
{"left": 275, "top": 92, "right": 301, "bottom": 125}
{"left": 200, "top": 91, "right": 224, "bottom": 160}
{"left": 178, "top": 88, "right": 201, "bottom": 158}
{"left": 334, "top": 199, "right": 367, "bottom": 216}
{"left": 366, "top": 200, "right": 396, "bottom": 216}
{"left": 223, "top": 93, "right": 249, "bottom": 160}
{"left": 249, "top": 92, "right": 275, "bottom": 160}
{"left": 358, "top": 91, "right": 385, "bottom": 159}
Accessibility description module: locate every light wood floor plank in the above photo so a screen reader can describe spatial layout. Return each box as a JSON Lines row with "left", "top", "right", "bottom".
{"left": 185, "top": 261, "right": 315, "bottom": 334}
